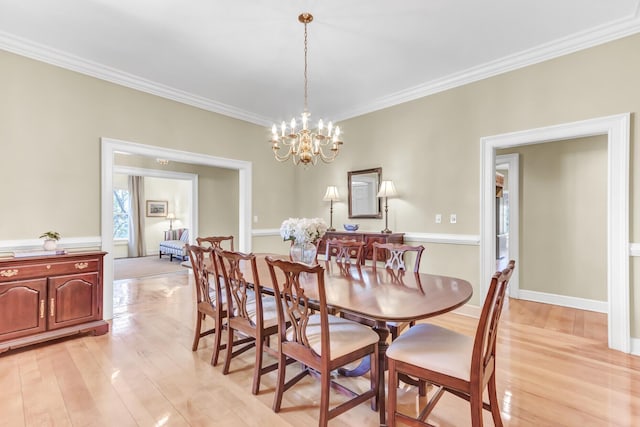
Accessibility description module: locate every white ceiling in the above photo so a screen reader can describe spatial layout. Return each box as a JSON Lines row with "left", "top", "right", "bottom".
{"left": 1, "top": 0, "right": 639, "bottom": 126}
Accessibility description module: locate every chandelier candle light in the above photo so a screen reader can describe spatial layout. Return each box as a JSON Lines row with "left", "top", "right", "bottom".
{"left": 270, "top": 13, "right": 343, "bottom": 166}
{"left": 377, "top": 180, "right": 397, "bottom": 234}
{"left": 323, "top": 186, "right": 340, "bottom": 231}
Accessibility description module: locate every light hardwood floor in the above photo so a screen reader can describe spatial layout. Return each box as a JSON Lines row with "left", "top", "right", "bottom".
{"left": 1, "top": 270, "right": 639, "bottom": 426}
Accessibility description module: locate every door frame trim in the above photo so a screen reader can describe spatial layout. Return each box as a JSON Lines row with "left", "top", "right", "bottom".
{"left": 480, "top": 113, "right": 630, "bottom": 352}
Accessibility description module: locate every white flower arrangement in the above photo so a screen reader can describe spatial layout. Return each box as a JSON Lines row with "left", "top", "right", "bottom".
{"left": 280, "top": 217, "right": 328, "bottom": 244}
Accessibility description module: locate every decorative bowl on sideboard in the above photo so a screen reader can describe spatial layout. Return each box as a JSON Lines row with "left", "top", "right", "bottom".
{"left": 343, "top": 224, "right": 359, "bottom": 231}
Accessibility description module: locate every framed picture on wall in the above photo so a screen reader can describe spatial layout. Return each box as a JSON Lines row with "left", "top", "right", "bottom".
{"left": 146, "top": 200, "right": 168, "bottom": 217}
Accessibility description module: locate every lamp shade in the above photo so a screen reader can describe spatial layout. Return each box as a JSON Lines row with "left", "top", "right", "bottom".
{"left": 323, "top": 186, "right": 340, "bottom": 201}
{"left": 377, "top": 180, "right": 397, "bottom": 198}
{"left": 166, "top": 213, "right": 176, "bottom": 220}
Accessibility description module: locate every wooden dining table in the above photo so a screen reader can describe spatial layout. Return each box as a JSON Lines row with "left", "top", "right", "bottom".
{"left": 234, "top": 254, "right": 474, "bottom": 426}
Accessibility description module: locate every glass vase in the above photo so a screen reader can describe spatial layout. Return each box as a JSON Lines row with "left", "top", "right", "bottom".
{"left": 290, "top": 241, "right": 317, "bottom": 265}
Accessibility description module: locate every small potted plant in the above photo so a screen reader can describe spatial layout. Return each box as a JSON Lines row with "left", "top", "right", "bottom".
{"left": 39, "top": 231, "right": 61, "bottom": 251}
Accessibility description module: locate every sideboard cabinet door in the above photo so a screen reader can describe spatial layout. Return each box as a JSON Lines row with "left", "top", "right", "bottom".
{"left": 0, "top": 279, "right": 47, "bottom": 341}
{"left": 48, "top": 273, "right": 99, "bottom": 330}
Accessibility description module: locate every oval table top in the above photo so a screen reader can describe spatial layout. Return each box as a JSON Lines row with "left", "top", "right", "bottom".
{"left": 243, "top": 253, "right": 473, "bottom": 324}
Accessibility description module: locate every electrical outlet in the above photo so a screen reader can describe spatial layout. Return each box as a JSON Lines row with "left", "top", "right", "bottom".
{"left": 450, "top": 214, "right": 457, "bottom": 224}
{"left": 253, "top": 215, "right": 258, "bottom": 223}
{"left": 435, "top": 214, "right": 442, "bottom": 224}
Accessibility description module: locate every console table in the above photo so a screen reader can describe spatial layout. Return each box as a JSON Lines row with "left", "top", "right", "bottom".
{"left": 317, "top": 231, "right": 404, "bottom": 264}
{"left": 0, "top": 251, "right": 109, "bottom": 354}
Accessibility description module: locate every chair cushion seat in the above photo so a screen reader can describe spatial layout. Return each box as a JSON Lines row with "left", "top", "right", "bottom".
{"left": 386, "top": 323, "right": 473, "bottom": 381}
{"left": 286, "top": 313, "right": 379, "bottom": 360}
{"left": 245, "top": 294, "right": 279, "bottom": 329}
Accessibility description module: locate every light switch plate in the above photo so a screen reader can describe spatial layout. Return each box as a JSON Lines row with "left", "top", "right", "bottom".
{"left": 435, "top": 214, "right": 442, "bottom": 224}
{"left": 450, "top": 214, "right": 457, "bottom": 224}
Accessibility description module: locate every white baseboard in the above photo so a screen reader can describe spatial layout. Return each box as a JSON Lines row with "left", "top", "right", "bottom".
{"left": 630, "top": 338, "right": 640, "bottom": 356}
{"left": 453, "top": 303, "right": 481, "bottom": 318}
{"left": 517, "top": 289, "right": 607, "bottom": 313}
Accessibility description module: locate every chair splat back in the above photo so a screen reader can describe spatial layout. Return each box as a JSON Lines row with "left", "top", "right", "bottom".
{"left": 267, "top": 258, "right": 325, "bottom": 356}
{"left": 186, "top": 244, "right": 218, "bottom": 306}
{"left": 372, "top": 242, "right": 425, "bottom": 273}
{"left": 325, "top": 239, "right": 365, "bottom": 264}
{"left": 216, "top": 249, "right": 256, "bottom": 324}
{"left": 196, "top": 235, "right": 234, "bottom": 251}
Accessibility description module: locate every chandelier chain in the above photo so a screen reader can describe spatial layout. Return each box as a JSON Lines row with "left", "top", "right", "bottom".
{"left": 303, "top": 20, "right": 308, "bottom": 113}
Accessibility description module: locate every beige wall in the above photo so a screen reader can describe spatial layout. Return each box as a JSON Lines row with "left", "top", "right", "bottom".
{"left": 2, "top": 32, "right": 640, "bottom": 333}
{"left": 297, "top": 33, "right": 640, "bottom": 323}
{"left": 498, "top": 136, "right": 607, "bottom": 301}
{"left": 0, "top": 49, "right": 296, "bottom": 244}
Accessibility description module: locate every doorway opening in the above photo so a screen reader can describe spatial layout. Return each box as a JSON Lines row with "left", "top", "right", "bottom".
{"left": 101, "top": 138, "right": 253, "bottom": 320}
{"left": 480, "top": 113, "right": 630, "bottom": 353}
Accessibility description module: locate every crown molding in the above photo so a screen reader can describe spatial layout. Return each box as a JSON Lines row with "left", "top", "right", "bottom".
{"left": 0, "top": 31, "right": 272, "bottom": 127}
{"left": 2, "top": 9, "right": 639, "bottom": 125}
{"left": 336, "top": 12, "right": 640, "bottom": 121}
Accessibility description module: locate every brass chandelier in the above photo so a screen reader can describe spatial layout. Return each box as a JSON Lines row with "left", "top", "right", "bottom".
{"left": 270, "top": 13, "right": 343, "bottom": 166}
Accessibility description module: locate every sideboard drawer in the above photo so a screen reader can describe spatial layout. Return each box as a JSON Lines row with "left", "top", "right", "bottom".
{"left": 0, "top": 258, "right": 100, "bottom": 282}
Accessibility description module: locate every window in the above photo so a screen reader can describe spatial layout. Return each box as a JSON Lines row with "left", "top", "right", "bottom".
{"left": 113, "top": 189, "right": 130, "bottom": 239}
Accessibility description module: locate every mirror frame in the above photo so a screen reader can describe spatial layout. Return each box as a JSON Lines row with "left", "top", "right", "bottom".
{"left": 348, "top": 167, "right": 382, "bottom": 219}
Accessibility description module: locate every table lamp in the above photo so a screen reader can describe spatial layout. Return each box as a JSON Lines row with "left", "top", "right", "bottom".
{"left": 377, "top": 180, "right": 397, "bottom": 233}
{"left": 323, "top": 186, "right": 340, "bottom": 231}
{"left": 167, "top": 212, "right": 176, "bottom": 230}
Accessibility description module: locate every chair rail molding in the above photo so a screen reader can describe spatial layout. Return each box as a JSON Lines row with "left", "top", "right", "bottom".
{"left": 480, "top": 113, "right": 630, "bottom": 353}
{"left": 630, "top": 243, "right": 640, "bottom": 257}
{"left": 0, "top": 236, "right": 102, "bottom": 252}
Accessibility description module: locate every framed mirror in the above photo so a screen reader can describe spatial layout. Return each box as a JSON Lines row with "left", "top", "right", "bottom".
{"left": 348, "top": 167, "right": 382, "bottom": 218}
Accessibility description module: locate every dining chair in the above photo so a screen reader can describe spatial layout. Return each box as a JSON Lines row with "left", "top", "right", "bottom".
{"left": 214, "top": 249, "right": 280, "bottom": 395}
{"left": 372, "top": 242, "right": 426, "bottom": 339}
{"left": 196, "top": 235, "right": 234, "bottom": 251}
{"left": 386, "top": 260, "right": 516, "bottom": 427}
{"left": 185, "top": 244, "right": 227, "bottom": 366}
{"left": 324, "top": 238, "right": 365, "bottom": 264}
{"left": 265, "top": 256, "right": 379, "bottom": 427}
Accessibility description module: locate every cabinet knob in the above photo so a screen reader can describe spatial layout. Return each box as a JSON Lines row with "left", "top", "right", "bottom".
{"left": 75, "top": 262, "right": 89, "bottom": 270}
{"left": 0, "top": 269, "right": 18, "bottom": 277}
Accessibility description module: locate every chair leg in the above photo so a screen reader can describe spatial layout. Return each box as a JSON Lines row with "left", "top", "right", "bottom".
{"left": 211, "top": 315, "right": 223, "bottom": 366}
{"left": 192, "top": 311, "right": 203, "bottom": 351}
{"left": 370, "top": 352, "right": 379, "bottom": 411}
{"left": 487, "top": 373, "right": 503, "bottom": 427}
{"left": 222, "top": 326, "right": 234, "bottom": 374}
{"left": 387, "top": 358, "right": 398, "bottom": 427}
{"left": 252, "top": 333, "right": 264, "bottom": 395}
{"left": 272, "top": 351, "right": 287, "bottom": 412}
{"left": 319, "top": 367, "right": 330, "bottom": 427}
{"left": 470, "top": 388, "right": 484, "bottom": 427}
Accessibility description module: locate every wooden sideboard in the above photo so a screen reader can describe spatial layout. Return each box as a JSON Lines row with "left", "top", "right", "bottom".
{"left": 0, "top": 251, "right": 109, "bottom": 354}
{"left": 317, "top": 231, "right": 404, "bottom": 264}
